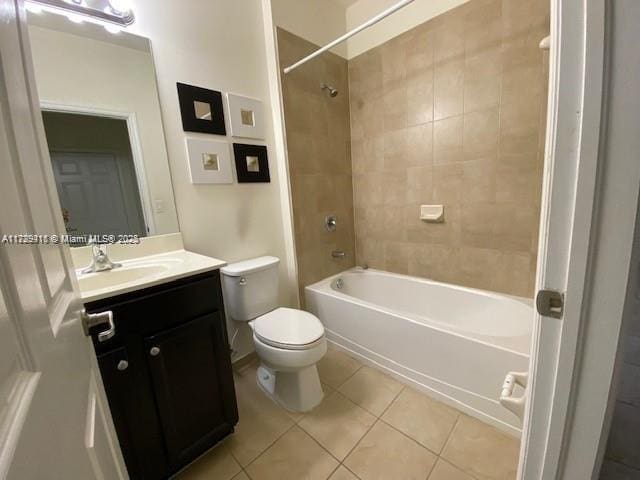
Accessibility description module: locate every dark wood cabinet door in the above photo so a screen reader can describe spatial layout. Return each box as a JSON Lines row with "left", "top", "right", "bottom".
{"left": 97, "top": 347, "right": 169, "bottom": 480}
{"left": 144, "top": 313, "right": 238, "bottom": 469}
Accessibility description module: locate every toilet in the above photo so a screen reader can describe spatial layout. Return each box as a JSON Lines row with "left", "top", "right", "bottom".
{"left": 221, "top": 256, "right": 327, "bottom": 412}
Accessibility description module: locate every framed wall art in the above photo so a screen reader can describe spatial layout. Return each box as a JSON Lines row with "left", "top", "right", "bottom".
{"left": 177, "top": 82, "right": 226, "bottom": 135}
{"left": 233, "top": 143, "right": 270, "bottom": 183}
{"left": 185, "top": 138, "right": 233, "bottom": 184}
{"left": 226, "top": 93, "right": 265, "bottom": 139}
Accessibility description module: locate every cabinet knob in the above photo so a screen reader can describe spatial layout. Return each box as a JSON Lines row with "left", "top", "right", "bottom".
{"left": 117, "top": 360, "right": 128, "bottom": 371}
{"left": 150, "top": 346, "right": 161, "bottom": 356}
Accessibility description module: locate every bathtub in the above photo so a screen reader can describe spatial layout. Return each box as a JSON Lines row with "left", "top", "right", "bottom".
{"left": 305, "top": 268, "right": 532, "bottom": 436}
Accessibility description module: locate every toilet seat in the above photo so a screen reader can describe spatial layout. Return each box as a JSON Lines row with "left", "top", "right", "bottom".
{"left": 253, "top": 307, "right": 325, "bottom": 351}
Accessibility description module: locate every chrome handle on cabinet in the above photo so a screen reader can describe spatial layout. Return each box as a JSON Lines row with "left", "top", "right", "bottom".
{"left": 238, "top": 277, "right": 247, "bottom": 286}
{"left": 150, "top": 346, "right": 160, "bottom": 356}
{"left": 117, "top": 360, "right": 129, "bottom": 371}
{"left": 81, "top": 309, "right": 115, "bottom": 342}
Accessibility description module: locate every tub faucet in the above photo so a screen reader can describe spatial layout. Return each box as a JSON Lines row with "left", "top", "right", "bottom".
{"left": 360, "top": 264, "right": 369, "bottom": 270}
{"left": 82, "top": 242, "right": 122, "bottom": 274}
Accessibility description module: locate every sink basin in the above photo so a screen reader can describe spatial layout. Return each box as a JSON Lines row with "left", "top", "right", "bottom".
{"left": 78, "top": 264, "right": 170, "bottom": 292}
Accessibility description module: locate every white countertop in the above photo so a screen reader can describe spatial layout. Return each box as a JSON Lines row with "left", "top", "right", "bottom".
{"left": 77, "top": 249, "right": 226, "bottom": 303}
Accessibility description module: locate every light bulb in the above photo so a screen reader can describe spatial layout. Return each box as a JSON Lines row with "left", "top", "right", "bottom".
{"left": 66, "top": 13, "right": 84, "bottom": 23}
{"left": 104, "top": 23, "right": 122, "bottom": 34}
{"left": 25, "top": 2, "right": 43, "bottom": 14}
{"left": 108, "top": 0, "right": 132, "bottom": 15}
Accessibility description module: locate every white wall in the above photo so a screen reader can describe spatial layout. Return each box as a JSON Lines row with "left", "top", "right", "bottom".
{"left": 345, "top": 0, "right": 471, "bottom": 58}
{"left": 128, "top": 0, "right": 298, "bottom": 360}
{"left": 271, "top": 0, "right": 348, "bottom": 57}
{"left": 28, "top": 25, "right": 180, "bottom": 235}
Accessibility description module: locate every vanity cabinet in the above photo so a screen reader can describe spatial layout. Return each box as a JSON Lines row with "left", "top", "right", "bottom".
{"left": 86, "top": 270, "right": 238, "bottom": 480}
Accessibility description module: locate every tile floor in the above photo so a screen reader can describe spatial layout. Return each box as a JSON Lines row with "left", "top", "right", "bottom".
{"left": 177, "top": 347, "right": 520, "bottom": 480}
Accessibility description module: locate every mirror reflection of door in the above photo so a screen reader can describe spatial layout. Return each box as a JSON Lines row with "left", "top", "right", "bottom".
{"left": 43, "top": 111, "right": 147, "bottom": 238}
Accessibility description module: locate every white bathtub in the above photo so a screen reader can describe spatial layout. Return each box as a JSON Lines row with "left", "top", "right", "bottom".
{"left": 305, "top": 268, "right": 532, "bottom": 436}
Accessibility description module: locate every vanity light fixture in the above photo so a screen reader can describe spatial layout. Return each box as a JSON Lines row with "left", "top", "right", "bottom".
{"left": 25, "top": 0, "right": 135, "bottom": 28}
{"left": 106, "top": 0, "right": 132, "bottom": 16}
{"left": 25, "top": 2, "right": 43, "bottom": 13}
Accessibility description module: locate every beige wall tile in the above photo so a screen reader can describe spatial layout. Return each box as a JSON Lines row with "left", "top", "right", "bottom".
{"left": 383, "top": 85, "right": 408, "bottom": 132}
{"left": 279, "top": 29, "right": 356, "bottom": 299}
{"left": 407, "top": 70, "right": 434, "bottom": 126}
{"left": 434, "top": 116, "right": 464, "bottom": 165}
{"left": 434, "top": 60, "right": 465, "bottom": 121}
{"left": 463, "top": 107, "right": 500, "bottom": 160}
{"left": 345, "top": 0, "right": 547, "bottom": 297}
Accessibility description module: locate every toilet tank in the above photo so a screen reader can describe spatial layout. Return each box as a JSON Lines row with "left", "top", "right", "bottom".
{"left": 220, "top": 256, "right": 280, "bottom": 321}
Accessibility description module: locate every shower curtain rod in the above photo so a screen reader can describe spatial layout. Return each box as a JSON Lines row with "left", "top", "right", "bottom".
{"left": 282, "top": 0, "right": 417, "bottom": 74}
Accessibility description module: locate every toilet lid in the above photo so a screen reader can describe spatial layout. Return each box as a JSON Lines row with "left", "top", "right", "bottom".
{"left": 253, "top": 308, "right": 325, "bottom": 349}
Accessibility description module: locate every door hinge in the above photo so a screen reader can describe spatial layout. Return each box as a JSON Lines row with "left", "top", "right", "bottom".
{"left": 536, "top": 289, "right": 564, "bottom": 319}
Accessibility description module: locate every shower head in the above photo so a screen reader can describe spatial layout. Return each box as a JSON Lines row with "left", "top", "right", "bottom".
{"left": 321, "top": 83, "right": 338, "bottom": 97}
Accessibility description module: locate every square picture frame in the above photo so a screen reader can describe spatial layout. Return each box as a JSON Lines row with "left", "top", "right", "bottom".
{"left": 185, "top": 138, "right": 233, "bottom": 184}
{"left": 233, "top": 143, "right": 270, "bottom": 183}
{"left": 226, "top": 93, "right": 265, "bottom": 139}
{"left": 177, "top": 82, "right": 226, "bottom": 135}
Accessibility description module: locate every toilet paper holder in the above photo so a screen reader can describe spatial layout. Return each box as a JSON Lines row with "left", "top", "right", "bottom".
{"left": 499, "top": 371, "right": 528, "bottom": 421}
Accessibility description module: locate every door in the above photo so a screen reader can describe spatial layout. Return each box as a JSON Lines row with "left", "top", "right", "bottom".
{"left": 51, "top": 151, "right": 141, "bottom": 236}
{"left": 0, "top": 1, "right": 126, "bottom": 478}
{"left": 145, "top": 313, "right": 238, "bottom": 470}
{"left": 518, "top": 0, "right": 640, "bottom": 479}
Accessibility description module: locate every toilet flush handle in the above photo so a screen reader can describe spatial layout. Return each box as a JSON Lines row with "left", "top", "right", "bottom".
{"left": 238, "top": 277, "right": 247, "bottom": 286}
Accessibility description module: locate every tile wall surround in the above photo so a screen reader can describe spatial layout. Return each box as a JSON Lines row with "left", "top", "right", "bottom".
{"left": 277, "top": 28, "right": 356, "bottom": 304}
{"left": 279, "top": 0, "right": 550, "bottom": 298}
{"left": 349, "top": 0, "right": 550, "bottom": 297}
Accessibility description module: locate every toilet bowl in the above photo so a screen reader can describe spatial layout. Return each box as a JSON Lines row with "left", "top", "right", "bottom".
{"left": 251, "top": 308, "right": 327, "bottom": 411}
{"left": 220, "top": 257, "right": 327, "bottom": 412}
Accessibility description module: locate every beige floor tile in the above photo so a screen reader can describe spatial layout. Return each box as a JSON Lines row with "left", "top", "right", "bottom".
{"left": 228, "top": 365, "right": 295, "bottom": 466}
{"left": 318, "top": 348, "right": 362, "bottom": 388}
{"left": 442, "top": 415, "right": 520, "bottom": 480}
{"left": 344, "top": 421, "right": 437, "bottom": 480}
{"left": 245, "top": 426, "right": 339, "bottom": 480}
{"left": 299, "top": 391, "right": 376, "bottom": 460}
{"left": 177, "top": 442, "right": 241, "bottom": 480}
{"left": 429, "top": 459, "right": 475, "bottom": 480}
{"left": 382, "top": 388, "right": 459, "bottom": 453}
{"left": 338, "top": 366, "right": 403, "bottom": 416}
{"left": 329, "top": 465, "right": 359, "bottom": 480}
{"left": 232, "top": 472, "right": 250, "bottom": 480}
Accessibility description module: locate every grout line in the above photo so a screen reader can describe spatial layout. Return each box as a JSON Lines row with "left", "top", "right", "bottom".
{"left": 241, "top": 422, "right": 297, "bottom": 471}
{"left": 378, "top": 416, "right": 440, "bottom": 458}
{"left": 439, "top": 414, "right": 461, "bottom": 460}
{"left": 335, "top": 385, "right": 407, "bottom": 476}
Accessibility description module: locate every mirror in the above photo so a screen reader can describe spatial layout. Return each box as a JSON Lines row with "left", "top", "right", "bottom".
{"left": 27, "top": 11, "right": 179, "bottom": 243}
{"left": 193, "top": 101, "right": 213, "bottom": 121}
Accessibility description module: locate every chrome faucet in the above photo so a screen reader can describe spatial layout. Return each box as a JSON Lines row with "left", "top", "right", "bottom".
{"left": 82, "top": 242, "right": 122, "bottom": 274}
